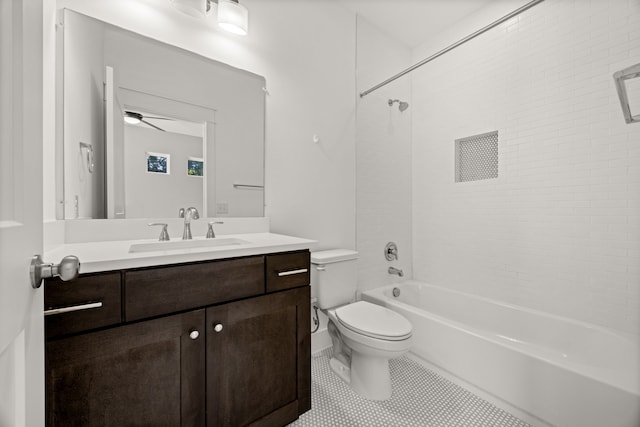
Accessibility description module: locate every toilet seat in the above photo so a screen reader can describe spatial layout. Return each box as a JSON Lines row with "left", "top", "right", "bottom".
{"left": 335, "top": 301, "right": 412, "bottom": 341}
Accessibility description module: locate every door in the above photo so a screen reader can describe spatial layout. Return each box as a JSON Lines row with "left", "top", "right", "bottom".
{"left": 104, "top": 66, "right": 116, "bottom": 218}
{"left": 104, "top": 65, "right": 127, "bottom": 219}
{"left": 0, "top": 0, "right": 45, "bottom": 426}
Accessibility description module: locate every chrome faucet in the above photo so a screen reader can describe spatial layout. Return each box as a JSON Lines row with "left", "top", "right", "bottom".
{"left": 178, "top": 207, "right": 200, "bottom": 240}
{"left": 388, "top": 266, "right": 404, "bottom": 277}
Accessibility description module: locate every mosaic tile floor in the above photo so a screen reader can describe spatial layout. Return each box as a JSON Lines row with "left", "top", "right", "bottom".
{"left": 289, "top": 348, "right": 530, "bottom": 427}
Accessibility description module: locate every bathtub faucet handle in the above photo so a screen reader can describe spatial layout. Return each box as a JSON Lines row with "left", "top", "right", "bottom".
{"left": 384, "top": 242, "right": 398, "bottom": 261}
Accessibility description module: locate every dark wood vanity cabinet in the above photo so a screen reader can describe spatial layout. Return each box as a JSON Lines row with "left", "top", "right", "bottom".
{"left": 46, "top": 309, "right": 206, "bottom": 426}
{"left": 45, "top": 250, "right": 311, "bottom": 427}
{"left": 207, "top": 286, "right": 310, "bottom": 427}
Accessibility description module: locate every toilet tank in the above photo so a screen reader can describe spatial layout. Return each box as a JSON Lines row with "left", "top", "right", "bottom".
{"left": 311, "top": 249, "right": 358, "bottom": 309}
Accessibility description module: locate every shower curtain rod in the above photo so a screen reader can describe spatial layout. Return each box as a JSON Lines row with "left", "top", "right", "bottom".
{"left": 359, "top": 0, "right": 545, "bottom": 98}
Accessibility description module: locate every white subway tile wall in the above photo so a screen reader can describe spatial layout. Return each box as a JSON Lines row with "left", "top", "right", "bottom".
{"left": 412, "top": 0, "right": 640, "bottom": 336}
{"left": 356, "top": 17, "right": 413, "bottom": 294}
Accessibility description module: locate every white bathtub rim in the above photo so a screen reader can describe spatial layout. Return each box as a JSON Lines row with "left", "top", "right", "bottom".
{"left": 362, "top": 280, "right": 640, "bottom": 396}
{"left": 371, "top": 280, "right": 638, "bottom": 342}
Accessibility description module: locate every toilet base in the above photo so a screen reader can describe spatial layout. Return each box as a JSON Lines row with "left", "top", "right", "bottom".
{"left": 349, "top": 352, "right": 392, "bottom": 401}
{"left": 329, "top": 357, "right": 351, "bottom": 384}
{"left": 329, "top": 352, "right": 393, "bottom": 401}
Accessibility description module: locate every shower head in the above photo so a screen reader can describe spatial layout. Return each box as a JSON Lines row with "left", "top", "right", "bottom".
{"left": 388, "top": 99, "right": 409, "bottom": 112}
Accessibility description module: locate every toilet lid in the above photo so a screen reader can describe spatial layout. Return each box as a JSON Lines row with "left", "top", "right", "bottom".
{"left": 335, "top": 301, "right": 412, "bottom": 341}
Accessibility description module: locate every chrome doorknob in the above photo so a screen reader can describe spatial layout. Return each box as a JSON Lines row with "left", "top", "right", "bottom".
{"left": 30, "top": 255, "right": 80, "bottom": 289}
{"left": 213, "top": 323, "right": 223, "bottom": 333}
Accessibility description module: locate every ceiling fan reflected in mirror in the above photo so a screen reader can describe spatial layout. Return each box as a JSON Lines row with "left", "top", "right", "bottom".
{"left": 123, "top": 110, "right": 174, "bottom": 132}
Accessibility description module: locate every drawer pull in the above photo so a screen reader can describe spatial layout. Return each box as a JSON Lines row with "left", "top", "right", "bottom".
{"left": 44, "top": 302, "right": 103, "bottom": 316}
{"left": 277, "top": 268, "right": 308, "bottom": 277}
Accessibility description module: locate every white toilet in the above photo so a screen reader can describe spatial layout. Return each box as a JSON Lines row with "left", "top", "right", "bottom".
{"left": 311, "top": 249, "right": 413, "bottom": 400}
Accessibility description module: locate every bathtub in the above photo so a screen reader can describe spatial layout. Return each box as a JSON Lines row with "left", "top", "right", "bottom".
{"left": 362, "top": 281, "right": 640, "bottom": 427}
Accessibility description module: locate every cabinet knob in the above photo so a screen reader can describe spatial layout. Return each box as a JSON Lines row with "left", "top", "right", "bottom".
{"left": 189, "top": 330, "right": 200, "bottom": 340}
{"left": 213, "top": 323, "right": 223, "bottom": 333}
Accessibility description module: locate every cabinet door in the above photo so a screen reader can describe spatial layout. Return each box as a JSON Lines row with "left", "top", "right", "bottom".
{"left": 207, "top": 287, "right": 310, "bottom": 427}
{"left": 46, "top": 310, "right": 206, "bottom": 427}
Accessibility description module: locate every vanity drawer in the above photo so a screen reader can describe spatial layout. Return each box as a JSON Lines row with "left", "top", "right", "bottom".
{"left": 45, "top": 272, "right": 122, "bottom": 340}
{"left": 125, "top": 256, "right": 265, "bottom": 321}
{"left": 266, "top": 251, "right": 310, "bottom": 292}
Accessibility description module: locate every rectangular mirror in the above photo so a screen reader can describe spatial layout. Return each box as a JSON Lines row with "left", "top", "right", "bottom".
{"left": 59, "top": 9, "right": 265, "bottom": 219}
{"left": 613, "top": 62, "right": 640, "bottom": 125}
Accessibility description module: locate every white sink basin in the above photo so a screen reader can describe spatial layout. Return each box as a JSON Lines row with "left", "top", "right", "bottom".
{"left": 129, "top": 238, "right": 250, "bottom": 253}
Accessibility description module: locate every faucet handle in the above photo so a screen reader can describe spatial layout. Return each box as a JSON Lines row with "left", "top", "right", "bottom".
{"left": 178, "top": 208, "right": 185, "bottom": 218}
{"left": 384, "top": 242, "right": 398, "bottom": 261}
{"left": 206, "top": 221, "right": 224, "bottom": 239}
{"left": 148, "top": 223, "right": 170, "bottom": 241}
{"left": 188, "top": 207, "right": 200, "bottom": 220}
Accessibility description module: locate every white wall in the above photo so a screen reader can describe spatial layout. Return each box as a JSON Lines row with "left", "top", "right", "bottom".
{"left": 411, "top": 0, "right": 640, "bottom": 336}
{"left": 356, "top": 17, "right": 413, "bottom": 295}
{"left": 252, "top": 1, "right": 356, "bottom": 249}
{"left": 49, "top": 0, "right": 357, "bottom": 250}
{"left": 62, "top": 11, "right": 105, "bottom": 219}
{"left": 124, "top": 125, "right": 203, "bottom": 218}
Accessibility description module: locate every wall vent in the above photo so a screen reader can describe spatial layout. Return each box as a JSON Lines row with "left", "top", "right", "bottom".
{"left": 455, "top": 131, "right": 498, "bottom": 183}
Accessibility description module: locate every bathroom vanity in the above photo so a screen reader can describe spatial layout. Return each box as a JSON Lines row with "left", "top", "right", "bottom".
{"left": 47, "top": 7, "right": 312, "bottom": 425}
{"left": 44, "top": 235, "right": 312, "bottom": 427}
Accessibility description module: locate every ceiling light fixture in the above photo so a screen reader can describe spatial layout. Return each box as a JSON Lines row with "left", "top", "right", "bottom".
{"left": 169, "top": 0, "right": 248, "bottom": 36}
{"left": 216, "top": 0, "right": 248, "bottom": 36}
{"left": 124, "top": 111, "right": 142, "bottom": 125}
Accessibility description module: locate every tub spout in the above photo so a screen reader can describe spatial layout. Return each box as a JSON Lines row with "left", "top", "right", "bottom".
{"left": 388, "top": 266, "right": 404, "bottom": 277}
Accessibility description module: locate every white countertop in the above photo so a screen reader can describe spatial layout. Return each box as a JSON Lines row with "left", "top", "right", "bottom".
{"left": 45, "top": 233, "right": 317, "bottom": 274}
